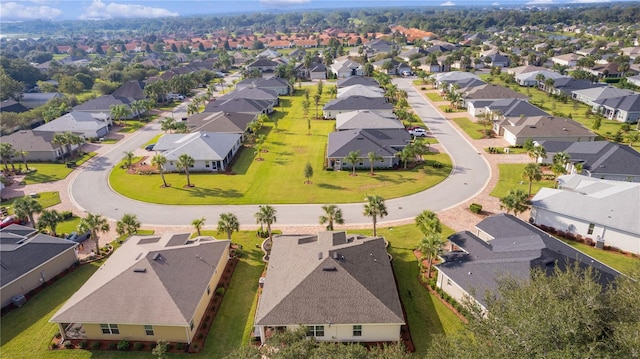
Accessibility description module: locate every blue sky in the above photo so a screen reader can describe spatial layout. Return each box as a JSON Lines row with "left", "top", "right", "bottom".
{"left": 0, "top": 0, "right": 626, "bottom": 21}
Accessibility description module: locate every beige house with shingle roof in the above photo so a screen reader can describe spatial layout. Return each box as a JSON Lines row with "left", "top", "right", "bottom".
{"left": 50, "top": 234, "right": 229, "bottom": 344}
{"left": 255, "top": 231, "right": 404, "bottom": 344}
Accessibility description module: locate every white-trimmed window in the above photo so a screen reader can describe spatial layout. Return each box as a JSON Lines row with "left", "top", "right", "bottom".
{"left": 144, "top": 325, "right": 154, "bottom": 336}
{"left": 100, "top": 324, "right": 119, "bottom": 335}
{"left": 353, "top": 325, "right": 362, "bottom": 337}
{"left": 305, "top": 325, "right": 324, "bottom": 337}
{"left": 588, "top": 223, "right": 595, "bottom": 235}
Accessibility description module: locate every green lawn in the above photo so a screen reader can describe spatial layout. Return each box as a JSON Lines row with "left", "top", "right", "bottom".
{"left": 0, "top": 192, "right": 61, "bottom": 214}
{"left": 23, "top": 152, "right": 97, "bottom": 185}
{"left": 142, "top": 134, "right": 163, "bottom": 148}
{"left": 450, "top": 117, "right": 488, "bottom": 140}
{"left": 560, "top": 239, "right": 640, "bottom": 276}
{"left": 490, "top": 163, "right": 556, "bottom": 198}
{"left": 56, "top": 216, "right": 81, "bottom": 235}
{"left": 117, "top": 120, "right": 147, "bottom": 133}
{"left": 110, "top": 89, "right": 453, "bottom": 205}
{"left": 426, "top": 93, "right": 444, "bottom": 102}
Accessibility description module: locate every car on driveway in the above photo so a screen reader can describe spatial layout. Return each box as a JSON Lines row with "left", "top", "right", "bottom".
{"left": 145, "top": 143, "right": 156, "bottom": 151}
{"left": 409, "top": 128, "right": 428, "bottom": 137}
{"left": 0, "top": 215, "right": 25, "bottom": 228}
{"left": 66, "top": 230, "right": 91, "bottom": 243}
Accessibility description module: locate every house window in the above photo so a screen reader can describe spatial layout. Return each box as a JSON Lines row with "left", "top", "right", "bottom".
{"left": 207, "top": 285, "right": 211, "bottom": 295}
{"left": 100, "top": 324, "right": 119, "bottom": 335}
{"left": 169, "top": 161, "right": 173, "bottom": 166}
{"left": 144, "top": 325, "right": 154, "bottom": 336}
{"left": 353, "top": 325, "right": 362, "bottom": 337}
{"left": 306, "top": 325, "right": 324, "bottom": 337}
{"left": 190, "top": 319, "right": 194, "bottom": 331}
{"left": 205, "top": 161, "right": 210, "bottom": 168}
{"left": 447, "top": 278, "right": 452, "bottom": 286}
{"left": 587, "top": 223, "right": 595, "bottom": 235}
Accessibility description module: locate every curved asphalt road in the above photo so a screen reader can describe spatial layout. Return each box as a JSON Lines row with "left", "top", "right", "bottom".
{"left": 69, "top": 78, "right": 490, "bottom": 227}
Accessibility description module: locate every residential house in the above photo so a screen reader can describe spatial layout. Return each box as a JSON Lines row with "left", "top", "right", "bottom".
{"left": 515, "top": 70, "right": 566, "bottom": 87}
{"left": 436, "top": 214, "right": 621, "bottom": 312}
{"left": 506, "top": 65, "right": 547, "bottom": 77}
{"left": 336, "top": 76, "right": 379, "bottom": 89}
{"left": 620, "top": 47, "right": 640, "bottom": 60}
{"left": 372, "top": 59, "right": 411, "bottom": 76}
{"left": 235, "top": 77, "right": 290, "bottom": 96}
{"left": 111, "top": 80, "right": 147, "bottom": 101}
{"left": 468, "top": 98, "right": 548, "bottom": 119}
{"left": 364, "top": 39, "right": 396, "bottom": 55}
{"left": 531, "top": 175, "right": 640, "bottom": 254}
{"left": 73, "top": 95, "right": 137, "bottom": 119}
{"left": 0, "top": 100, "right": 29, "bottom": 113}
{"left": 327, "top": 128, "right": 411, "bottom": 170}
{"left": 155, "top": 132, "right": 242, "bottom": 172}
{"left": 0, "top": 130, "right": 75, "bottom": 161}
{"left": 184, "top": 112, "right": 255, "bottom": 139}
{"left": 19, "top": 93, "right": 64, "bottom": 109}
{"left": 494, "top": 115, "right": 596, "bottom": 146}
{"left": 593, "top": 94, "right": 640, "bottom": 123}
{"left": 398, "top": 48, "right": 423, "bottom": 62}
{"left": 484, "top": 53, "right": 510, "bottom": 68}
{"left": 335, "top": 110, "right": 404, "bottom": 131}
{"left": 246, "top": 58, "right": 279, "bottom": 74}
{"left": 588, "top": 62, "right": 623, "bottom": 78}
{"left": 256, "top": 49, "right": 281, "bottom": 59}
{"left": 50, "top": 233, "right": 230, "bottom": 344}
{"left": 432, "top": 72, "right": 481, "bottom": 89}
{"left": 551, "top": 53, "right": 581, "bottom": 67}
{"left": 536, "top": 140, "right": 640, "bottom": 182}
{"left": 254, "top": 231, "right": 404, "bottom": 344}
{"left": 461, "top": 84, "right": 528, "bottom": 107}
{"left": 35, "top": 111, "right": 112, "bottom": 139}
{"left": 337, "top": 85, "right": 384, "bottom": 99}
{"left": 216, "top": 87, "right": 279, "bottom": 107}
{"left": 550, "top": 78, "right": 606, "bottom": 97}
{"left": 2, "top": 224, "right": 78, "bottom": 308}
{"left": 323, "top": 96, "right": 393, "bottom": 119}
{"left": 627, "top": 74, "right": 640, "bottom": 87}
{"left": 330, "top": 58, "right": 364, "bottom": 78}
{"left": 296, "top": 62, "right": 327, "bottom": 80}
{"left": 204, "top": 98, "right": 273, "bottom": 115}
{"left": 572, "top": 87, "right": 635, "bottom": 108}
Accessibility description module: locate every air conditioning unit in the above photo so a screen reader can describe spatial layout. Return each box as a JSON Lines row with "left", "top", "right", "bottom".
{"left": 12, "top": 295, "right": 26, "bottom": 307}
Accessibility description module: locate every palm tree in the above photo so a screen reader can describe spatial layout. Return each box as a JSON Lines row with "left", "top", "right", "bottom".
{"left": 217, "top": 212, "right": 240, "bottom": 240}
{"left": 192, "top": 217, "right": 206, "bottom": 236}
{"left": 52, "top": 132, "right": 84, "bottom": 161}
{"left": 500, "top": 189, "right": 530, "bottom": 216}
{"left": 152, "top": 154, "right": 169, "bottom": 188}
{"left": 0, "top": 142, "right": 15, "bottom": 172}
{"left": 16, "top": 149, "right": 29, "bottom": 171}
{"left": 176, "top": 153, "right": 195, "bottom": 187}
{"left": 415, "top": 210, "right": 442, "bottom": 238}
{"left": 110, "top": 104, "right": 132, "bottom": 125}
{"left": 116, "top": 213, "right": 141, "bottom": 238}
{"left": 122, "top": 151, "right": 134, "bottom": 169}
{"left": 363, "top": 195, "right": 387, "bottom": 237}
{"left": 37, "top": 209, "right": 62, "bottom": 236}
{"left": 255, "top": 205, "right": 277, "bottom": 239}
{"left": 522, "top": 163, "right": 543, "bottom": 196}
{"left": 78, "top": 213, "right": 110, "bottom": 255}
{"left": 345, "top": 150, "right": 361, "bottom": 176}
{"left": 319, "top": 204, "right": 344, "bottom": 231}
{"left": 129, "top": 100, "right": 146, "bottom": 120}
{"left": 13, "top": 196, "right": 42, "bottom": 227}
{"left": 160, "top": 117, "right": 176, "bottom": 133}
{"left": 530, "top": 145, "right": 547, "bottom": 163}
{"left": 418, "top": 233, "right": 446, "bottom": 278}
{"left": 367, "top": 151, "right": 382, "bottom": 175}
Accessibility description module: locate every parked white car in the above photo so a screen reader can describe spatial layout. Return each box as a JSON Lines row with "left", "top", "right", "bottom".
{"left": 409, "top": 128, "right": 428, "bottom": 137}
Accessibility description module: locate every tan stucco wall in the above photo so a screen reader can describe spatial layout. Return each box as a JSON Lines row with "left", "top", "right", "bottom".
{"left": 83, "top": 323, "right": 188, "bottom": 342}
{"left": 1, "top": 248, "right": 77, "bottom": 308}
{"left": 288, "top": 323, "right": 402, "bottom": 342}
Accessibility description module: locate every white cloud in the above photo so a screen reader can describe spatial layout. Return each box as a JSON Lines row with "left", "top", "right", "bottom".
{"left": 80, "top": 0, "right": 178, "bottom": 20}
{"left": 492, "top": 2, "right": 500, "bottom": 5}
{"left": 0, "top": 1, "right": 62, "bottom": 20}
{"left": 259, "top": 0, "right": 310, "bottom": 7}
{"left": 572, "top": 0, "right": 609, "bottom": 3}
{"left": 440, "top": 1, "right": 456, "bottom": 6}
{"left": 526, "top": 0, "right": 553, "bottom": 4}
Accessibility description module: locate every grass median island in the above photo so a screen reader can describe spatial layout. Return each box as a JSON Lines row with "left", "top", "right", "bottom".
{"left": 110, "top": 88, "right": 453, "bottom": 205}
{"left": 490, "top": 163, "right": 556, "bottom": 198}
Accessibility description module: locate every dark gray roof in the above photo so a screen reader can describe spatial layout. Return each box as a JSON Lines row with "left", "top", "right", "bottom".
{"left": 1, "top": 225, "right": 77, "bottom": 287}
{"left": 336, "top": 76, "right": 379, "bottom": 88}
{"left": 437, "top": 214, "right": 621, "bottom": 307}
{"left": 0, "top": 100, "right": 29, "bottom": 113}
{"left": 51, "top": 235, "right": 229, "bottom": 326}
{"left": 323, "top": 96, "right": 392, "bottom": 112}
{"left": 204, "top": 98, "right": 271, "bottom": 114}
{"left": 111, "top": 80, "right": 146, "bottom": 100}
{"left": 552, "top": 78, "right": 606, "bottom": 96}
{"left": 186, "top": 111, "right": 255, "bottom": 133}
{"left": 537, "top": 140, "right": 640, "bottom": 177}
{"left": 216, "top": 87, "right": 278, "bottom": 103}
{"left": 464, "top": 84, "right": 528, "bottom": 100}
{"left": 236, "top": 77, "right": 289, "bottom": 89}
{"left": 247, "top": 58, "right": 278, "bottom": 68}
{"left": 327, "top": 128, "right": 411, "bottom": 158}
{"left": 74, "top": 95, "right": 134, "bottom": 112}
{"left": 594, "top": 94, "right": 640, "bottom": 112}
{"left": 486, "top": 99, "right": 549, "bottom": 117}
{"left": 256, "top": 232, "right": 404, "bottom": 326}
{"left": 499, "top": 115, "right": 596, "bottom": 139}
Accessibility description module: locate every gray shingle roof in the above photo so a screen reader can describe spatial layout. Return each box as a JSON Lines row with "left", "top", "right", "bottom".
{"left": 499, "top": 115, "right": 595, "bottom": 139}
{"left": 437, "top": 214, "right": 621, "bottom": 307}
{"left": 216, "top": 87, "right": 278, "bottom": 103}
{"left": 154, "top": 131, "right": 241, "bottom": 161}
{"left": 111, "top": 80, "right": 146, "bottom": 100}
{"left": 0, "top": 130, "right": 58, "bottom": 152}
{"left": 327, "top": 128, "right": 411, "bottom": 158}
{"left": 464, "top": 84, "right": 528, "bottom": 100}
{"left": 336, "top": 76, "right": 379, "bottom": 88}
{"left": 35, "top": 111, "right": 109, "bottom": 133}
{"left": 185, "top": 111, "right": 255, "bottom": 133}
{"left": 204, "top": 98, "right": 271, "bottom": 114}
{"left": 335, "top": 110, "right": 403, "bottom": 131}
{"left": 51, "top": 234, "right": 229, "bottom": 326}
{"left": 594, "top": 94, "right": 640, "bottom": 112}
{"left": 1, "top": 225, "right": 77, "bottom": 287}
{"left": 486, "top": 99, "right": 549, "bottom": 117}
{"left": 73, "top": 95, "right": 134, "bottom": 112}
{"left": 256, "top": 232, "right": 404, "bottom": 326}
{"left": 323, "top": 96, "right": 392, "bottom": 112}
{"left": 337, "top": 85, "right": 384, "bottom": 99}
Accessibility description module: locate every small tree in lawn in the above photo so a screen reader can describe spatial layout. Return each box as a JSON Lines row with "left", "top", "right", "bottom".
{"left": 176, "top": 153, "right": 195, "bottom": 187}
{"left": 522, "top": 163, "right": 543, "bottom": 196}
{"left": 78, "top": 213, "right": 110, "bottom": 255}
{"left": 192, "top": 217, "right": 206, "bottom": 236}
{"left": 152, "top": 154, "right": 169, "bottom": 188}
{"left": 152, "top": 340, "right": 169, "bottom": 359}
{"left": 122, "top": 151, "right": 134, "bottom": 169}
{"left": 255, "top": 205, "right": 277, "bottom": 239}
{"left": 319, "top": 204, "right": 344, "bottom": 231}
{"left": 304, "top": 162, "right": 313, "bottom": 184}
{"left": 500, "top": 189, "right": 530, "bottom": 216}
{"left": 217, "top": 212, "right": 239, "bottom": 240}
{"left": 363, "top": 195, "right": 387, "bottom": 237}
{"left": 367, "top": 151, "right": 382, "bottom": 175}
{"left": 37, "top": 209, "right": 62, "bottom": 236}
{"left": 345, "top": 150, "right": 360, "bottom": 176}
{"left": 313, "top": 93, "right": 321, "bottom": 119}
{"left": 116, "top": 213, "right": 141, "bottom": 238}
